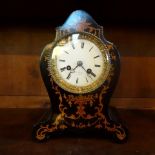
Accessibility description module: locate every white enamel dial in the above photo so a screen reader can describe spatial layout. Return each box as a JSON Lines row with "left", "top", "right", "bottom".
{"left": 50, "top": 33, "right": 111, "bottom": 94}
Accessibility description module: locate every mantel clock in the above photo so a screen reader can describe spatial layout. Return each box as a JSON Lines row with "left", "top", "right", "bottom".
{"left": 32, "top": 10, "right": 128, "bottom": 143}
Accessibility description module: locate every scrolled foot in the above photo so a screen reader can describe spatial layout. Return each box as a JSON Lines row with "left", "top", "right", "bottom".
{"left": 112, "top": 125, "right": 128, "bottom": 143}
{"left": 32, "top": 121, "right": 57, "bottom": 142}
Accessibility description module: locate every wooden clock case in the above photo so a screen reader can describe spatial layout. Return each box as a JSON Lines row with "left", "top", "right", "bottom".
{"left": 32, "top": 10, "right": 128, "bottom": 143}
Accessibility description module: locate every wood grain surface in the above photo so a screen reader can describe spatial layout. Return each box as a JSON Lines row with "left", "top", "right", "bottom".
{"left": 1, "top": 26, "right": 155, "bottom": 56}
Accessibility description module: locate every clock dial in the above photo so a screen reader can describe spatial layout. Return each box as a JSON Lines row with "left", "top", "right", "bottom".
{"left": 50, "top": 33, "right": 111, "bottom": 94}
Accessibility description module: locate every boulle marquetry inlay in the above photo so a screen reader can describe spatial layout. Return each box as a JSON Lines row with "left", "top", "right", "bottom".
{"left": 32, "top": 10, "right": 128, "bottom": 143}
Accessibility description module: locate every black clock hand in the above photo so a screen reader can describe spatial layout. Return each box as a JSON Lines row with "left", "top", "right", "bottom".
{"left": 81, "top": 65, "right": 87, "bottom": 72}
{"left": 66, "top": 63, "right": 79, "bottom": 79}
{"left": 60, "top": 67, "right": 67, "bottom": 72}
{"left": 90, "top": 71, "right": 96, "bottom": 77}
{"left": 80, "top": 65, "right": 93, "bottom": 80}
{"left": 72, "top": 65, "right": 78, "bottom": 71}
{"left": 87, "top": 69, "right": 96, "bottom": 77}
{"left": 60, "top": 65, "right": 71, "bottom": 72}
{"left": 66, "top": 61, "right": 87, "bottom": 79}
{"left": 66, "top": 72, "right": 71, "bottom": 79}
{"left": 71, "top": 60, "right": 83, "bottom": 71}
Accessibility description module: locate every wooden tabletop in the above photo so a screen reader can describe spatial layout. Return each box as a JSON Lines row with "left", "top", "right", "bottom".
{"left": 0, "top": 108, "right": 155, "bottom": 155}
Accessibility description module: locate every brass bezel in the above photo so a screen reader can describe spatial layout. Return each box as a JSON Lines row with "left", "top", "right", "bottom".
{"left": 49, "top": 32, "right": 111, "bottom": 94}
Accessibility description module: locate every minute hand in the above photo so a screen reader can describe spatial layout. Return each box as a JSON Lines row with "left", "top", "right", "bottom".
{"left": 81, "top": 65, "right": 87, "bottom": 73}
{"left": 87, "top": 68, "right": 96, "bottom": 77}
{"left": 80, "top": 65, "right": 93, "bottom": 80}
{"left": 72, "top": 64, "right": 79, "bottom": 71}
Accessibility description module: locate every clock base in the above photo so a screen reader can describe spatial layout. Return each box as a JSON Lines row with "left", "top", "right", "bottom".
{"left": 32, "top": 112, "right": 128, "bottom": 143}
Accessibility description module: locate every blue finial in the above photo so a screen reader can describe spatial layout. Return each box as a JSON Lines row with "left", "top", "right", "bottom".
{"left": 62, "top": 10, "right": 98, "bottom": 29}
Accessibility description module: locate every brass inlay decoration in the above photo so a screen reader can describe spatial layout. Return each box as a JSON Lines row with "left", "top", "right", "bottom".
{"left": 35, "top": 60, "right": 126, "bottom": 141}
{"left": 55, "top": 20, "right": 104, "bottom": 40}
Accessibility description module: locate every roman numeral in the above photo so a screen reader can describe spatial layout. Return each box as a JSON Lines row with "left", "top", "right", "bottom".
{"left": 95, "top": 64, "right": 101, "bottom": 67}
{"left": 86, "top": 77, "right": 88, "bottom": 83}
{"left": 81, "top": 42, "right": 84, "bottom": 48}
{"left": 66, "top": 73, "right": 71, "bottom": 79}
{"left": 89, "top": 46, "right": 93, "bottom": 52}
{"left": 72, "top": 43, "right": 75, "bottom": 49}
{"left": 59, "top": 59, "right": 65, "bottom": 62}
{"left": 94, "top": 55, "right": 100, "bottom": 59}
{"left": 64, "top": 51, "right": 69, "bottom": 54}
{"left": 60, "top": 67, "right": 66, "bottom": 72}
{"left": 76, "top": 78, "right": 78, "bottom": 84}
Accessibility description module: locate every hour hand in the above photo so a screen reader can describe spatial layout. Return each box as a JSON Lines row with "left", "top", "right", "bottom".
{"left": 60, "top": 65, "right": 71, "bottom": 72}
{"left": 65, "top": 65, "right": 76, "bottom": 80}
{"left": 66, "top": 72, "right": 71, "bottom": 79}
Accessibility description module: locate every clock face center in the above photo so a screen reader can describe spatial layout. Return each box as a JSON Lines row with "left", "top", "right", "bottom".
{"left": 77, "top": 60, "right": 83, "bottom": 67}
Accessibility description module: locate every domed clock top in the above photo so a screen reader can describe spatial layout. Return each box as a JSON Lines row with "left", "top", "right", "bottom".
{"left": 61, "top": 10, "right": 99, "bottom": 29}
{"left": 32, "top": 10, "right": 128, "bottom": 143}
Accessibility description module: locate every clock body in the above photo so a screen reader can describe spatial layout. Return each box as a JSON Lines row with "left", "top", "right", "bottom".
{"left": 32, "top": 10, "right": 128, "bottom": 143}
